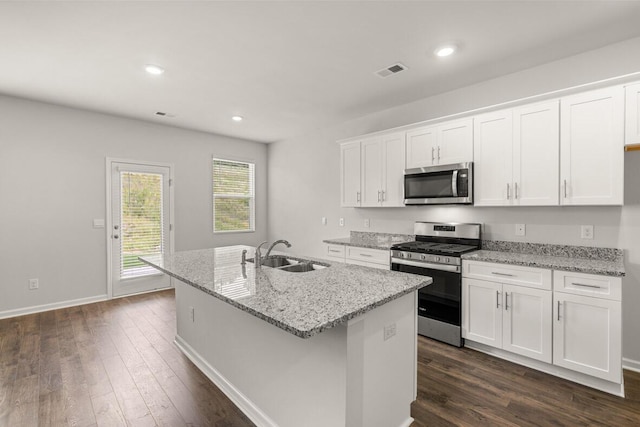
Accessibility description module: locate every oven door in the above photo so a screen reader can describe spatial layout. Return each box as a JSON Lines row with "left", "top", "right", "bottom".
{"left": 403, "top": 162, "right": 472, "bottom": 205}
{"left": 391, "top": 260, "right": 463, "bottom": 346}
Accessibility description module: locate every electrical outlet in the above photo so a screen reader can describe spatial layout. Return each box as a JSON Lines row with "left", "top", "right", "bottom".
{"left": 29, "top": 278, "right": 39, "bottom": 290}
{"left": 364, "top": 219, "right": 370, "bottom": 228}
{"left": 321, "top": 217, "right": 327, "bottom": 225}
{"left": 581, "top": 225, "right": 594, "bottom": 239}
{"left": 189, "top": 306, "right": 195, "bottom": 322}
{"left": 515, "top": 224, "right": 526, "bottom": 236}
{"left": 383, "top": 323, "right": 396, "bottom": 341}
{"left": 339, "top": 218, "right": 345, "bottom": 227}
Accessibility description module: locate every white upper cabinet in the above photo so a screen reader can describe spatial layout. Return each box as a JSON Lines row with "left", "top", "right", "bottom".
{"left": 474, "top": 101, "right": 560, "bottom": 207}
{"left": 473, "top": 110, "right": 513, "bottom": 206}
{"left": 341, "top": 132, "right": 405, "bottom": 208}
{"left": 405, "top": 118, "right": 473, "bottom": 169}
{"left": 513, "top": 101, "right": 560, "bottom": 206}
{"left": 625, "top": 82, "right": 640, "bottom": 146}
{"left": 361, "top": 137, "right": 383, "bottom": 207}
{"left": 560, "top": 86, "right": 624, "bottom": 205}
{"left": 381, "top": 132, "right": 406, "bottom": 206}
{"left": 340, "top": 141, "right": 361, "bottom": 207}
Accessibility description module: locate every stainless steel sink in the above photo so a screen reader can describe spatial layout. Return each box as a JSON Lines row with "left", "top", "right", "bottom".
{"left": 279, "top": 263, "right": 317, "bottom": 273}
{"left": 260, "top": 256, "right": 292, "bottom": 268}
{"left": 247, "top": 255, "right": 329, "bottom": 272}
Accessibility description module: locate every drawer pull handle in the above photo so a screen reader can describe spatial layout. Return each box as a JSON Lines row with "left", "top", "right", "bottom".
{"left": 360, "top": 253, "right": 373, "bottom": 258}
{"left": 491, "top": 272, "right": 514, "bottom": 277}
{"left": 418, "top": 307, "right": 427, "bottom": 312}
{"left": 571, "top": 282, "right": 602, "bottom": 289}
{"left": 329, "top": 249, "right": 341, "bottom": 253}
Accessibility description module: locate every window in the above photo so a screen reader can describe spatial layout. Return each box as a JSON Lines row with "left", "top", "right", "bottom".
{"left": 213, "top": 158, "right": 255, "bottom": 232}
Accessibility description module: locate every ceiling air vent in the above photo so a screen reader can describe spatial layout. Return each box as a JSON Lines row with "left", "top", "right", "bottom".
{"left": 375, "top": 63, "right": 408, "bottom": 78}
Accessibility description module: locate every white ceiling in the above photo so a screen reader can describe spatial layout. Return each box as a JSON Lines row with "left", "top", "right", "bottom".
{"left": 2, "top": 1, "right": 640, "bottom": 143}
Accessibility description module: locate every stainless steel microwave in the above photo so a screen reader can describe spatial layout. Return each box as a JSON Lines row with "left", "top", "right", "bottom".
{"left": 404, "top": 162, "right": 473, "bottom": 205}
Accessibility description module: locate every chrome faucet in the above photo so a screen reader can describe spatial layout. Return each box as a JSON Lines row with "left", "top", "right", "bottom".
{"left": 264, "top": 239, "right": 292, "bottom": 259}
{"left": 254, "top": 241, "right": 268, "bottom": 269}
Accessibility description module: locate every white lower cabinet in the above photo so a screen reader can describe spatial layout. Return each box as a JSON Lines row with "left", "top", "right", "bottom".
{"left": 463, "top": 260, "right": 623, "bottom": 391}
{"left": 346, "top": 246, "right": 389, "bottom": 270}
{"left": 325, "top": 244, "right": 346, "bottom": 262}
{"left": 463, "top": 270, "right": 552, "bottom": 363}
{"left": 553, "top": 271, "right": 622, "bottom": 383}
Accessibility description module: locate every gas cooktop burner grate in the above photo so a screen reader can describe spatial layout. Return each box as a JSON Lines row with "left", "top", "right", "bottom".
{"left": 392, "top": 241, "right": 477, "bottom": 255}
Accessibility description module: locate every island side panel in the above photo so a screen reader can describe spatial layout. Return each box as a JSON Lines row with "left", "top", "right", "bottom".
{"left": 346, "top": 291, "right": 417, "bottom": 427}
{"left": 174, "top": 280, "right": 348, "bottom": 427}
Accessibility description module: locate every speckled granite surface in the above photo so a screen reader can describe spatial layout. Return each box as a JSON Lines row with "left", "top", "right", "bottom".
{"left": 463, "top": 241, "right": 625, "bottom": 277}
{"left": 141, "top": 245, "right": 429, "bottom": 339}
{"left": 323, "top": 231, "right": 413, "bottom": 250}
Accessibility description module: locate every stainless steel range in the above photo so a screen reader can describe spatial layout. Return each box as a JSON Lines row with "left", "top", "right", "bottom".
{"left": 390, "top": 222, "right": 481, "bottom": 347}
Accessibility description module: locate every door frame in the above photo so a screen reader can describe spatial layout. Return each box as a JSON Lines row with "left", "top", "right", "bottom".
{"left": 105, "top": 157, "right": 175, "bottom": 299}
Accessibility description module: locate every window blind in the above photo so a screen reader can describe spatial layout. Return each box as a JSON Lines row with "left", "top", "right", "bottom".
{"left": 120, "top": 171, "right": 165, "bottom": 278}
{"left": 213, "top": 158, "right": 255, "bottom": 232}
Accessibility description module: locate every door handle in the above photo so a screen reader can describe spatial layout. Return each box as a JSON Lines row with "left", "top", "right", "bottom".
{"left": 515, "top": 182, "right": 519, "bottom": 199}
{"left": 557, "top": 301, "right": 562, "bottom": 321}
{"left": 356, "top": 191, "right": 361, "bottom": 202}
{"left": 505, "top": 292, "right": 509, "bottom": 311}
{"left": 113, "top": 235, "right": 119, "bottom": 239}
{"left": 437, "top": 146, "right": 441, "bottom": 160}
{"left": 431, "top": 147, "right": 435, "bottom": 163}
{"left": 506, "top": 183, "right": 511, "bottom": 200}
{"left": 563, "top": 180, "right": 568, "bottom": 198}
{"left": 496, "top": 290, "right": 501, "bottom": 308}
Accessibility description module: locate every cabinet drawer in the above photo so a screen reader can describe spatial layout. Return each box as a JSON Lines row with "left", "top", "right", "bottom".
{"left": 463, "top": 260, "right": 552, "bottom": 290}
{"left": 553, "top": 271, "right": 621, "bottom": 301}
{"left": 346, "top": 247, "right": 389, "bottom": 266}
{"left": 326, "top": 244, "right": 346, "bottom": 260}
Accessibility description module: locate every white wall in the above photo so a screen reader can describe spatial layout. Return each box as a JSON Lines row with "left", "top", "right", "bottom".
{"left": 268, "top": 36, "right": 640, "bottom": 365}
{"left": 0, "top": 95, "right": 267, "bottom": 314}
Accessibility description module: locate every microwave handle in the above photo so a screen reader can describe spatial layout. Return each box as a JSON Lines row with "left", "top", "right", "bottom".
{"left": 452, "top": 170, "right": 458, "bottom": 197}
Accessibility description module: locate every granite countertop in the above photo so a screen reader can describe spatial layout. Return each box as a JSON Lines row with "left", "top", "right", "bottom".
{"left": 462, "top": 241, "right": 625, "bottom": 277}
{"left": 324, "top": 231, "right": 413, "bottom": 251}
{"left": 141, "top": 245, "right": 430, "bottom": 339}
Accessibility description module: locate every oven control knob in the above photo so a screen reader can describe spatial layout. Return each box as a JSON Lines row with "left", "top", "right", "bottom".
{"left": 435, "top": 256, "right": 440, "bottom": 262}
{"left": 421, "top": 254, "right": 426, "bottom": 261}
{"left": 400, "top": 252, "right": 405, "bottom": 258}
{"left": 445, "top": 257, "right": 450, "bottom": 263}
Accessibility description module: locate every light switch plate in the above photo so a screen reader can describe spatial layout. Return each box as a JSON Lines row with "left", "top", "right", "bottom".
{"left": 93, "top": 219, "right": 105, "bottom": 229}
{"left": 515, "top": 224, "right": 526, "bottom": 236}
{"left": 339, "top": 218, "right": 345, "bottom": 227}
{"left": 364, "top": 219, "right": 370, "bottom": 228}
{"left": 321, "top": 217, "right": 327, "bottom": 225}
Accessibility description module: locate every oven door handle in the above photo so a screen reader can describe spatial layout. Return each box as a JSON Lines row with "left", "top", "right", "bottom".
{"left": 391, "top": 258, "right": 461, "bottom": 273}
{"left": 452, "top": 170, "right": 459, "bottom": 197}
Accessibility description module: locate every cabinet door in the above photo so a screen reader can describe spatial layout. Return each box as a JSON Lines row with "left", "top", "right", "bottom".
{"left": 502, "top": 285, "right": 552, "bottom": 363}
{"left": 560, "top": 86, "right": 624, "bottom": 205}
{"left": 437, "top": 118, "right": 473, "bottom": 165}
{"left": 473, "top": 110, "right": 513, "bottom": 206}
{"left": 381, "top": 132, "right": 406, "bottom": 207}
{"left": 340, "top": 141, "right": 361, "bottom": 207}
{"left": 406, "top": 126, "right": 437, "bottom": 169}
{"left": 625, "top": 82, "right": 640, "bottom": 146}
{"left": 361, "top": 138, "right": 383, "bottom": 207}
{"left": 513, "top": 101, "right": 560, "bottom": 206}
{"left": 462, "top": 278, "right": 502, "bottom": 348}
{"left": 553, "top": 292, "right": 622, "bottom": 383}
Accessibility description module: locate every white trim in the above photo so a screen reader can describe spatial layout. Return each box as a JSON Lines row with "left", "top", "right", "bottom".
{"left": 106, "top": 157, "right": 175, "bottom": 300}
{"left": 174, "top": 335, "right": 279, "bottom": 427}
{"left": 0, "top": 294, "right": 109, "bottom": 320}
{"left": 464, "top": 340, "right": 625, "bottom": 397}
{"left": 623, "top": 358, "right": 640, "bottom": 373}
{"left": 337, "top": 71, "right": 640, "bottom": 143}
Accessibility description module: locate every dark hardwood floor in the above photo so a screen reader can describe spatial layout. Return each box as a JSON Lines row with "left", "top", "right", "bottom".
{"left": 0, "top": 288, "right": 639, "bottom": 426}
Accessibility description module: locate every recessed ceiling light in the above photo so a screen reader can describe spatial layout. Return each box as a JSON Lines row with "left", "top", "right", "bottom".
{"left": 232, "top": 115, "right": 243, "bottom": 122}
{"left": 145, "top": 64, "right": 165, "bottom": 75}
{"left": 434, "top": 45, "right": 457, "bottom": 58}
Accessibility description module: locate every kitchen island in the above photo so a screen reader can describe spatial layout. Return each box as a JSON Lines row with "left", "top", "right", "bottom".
{"left": 141, "top": 245, "right": 430, "bottom": 427}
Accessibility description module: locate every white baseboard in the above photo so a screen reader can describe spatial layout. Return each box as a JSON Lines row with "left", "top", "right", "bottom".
{"left": 0, "top": 294, "right": 109, "bottom": 320}
{"left": 465, "top": 340, "right": 625, "bottom": 397}
{"left": 623, "top": 358, "right": 640, "bottom": 373}
{"left": 174, "top": 335, "right": 279, "bottom": 427}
